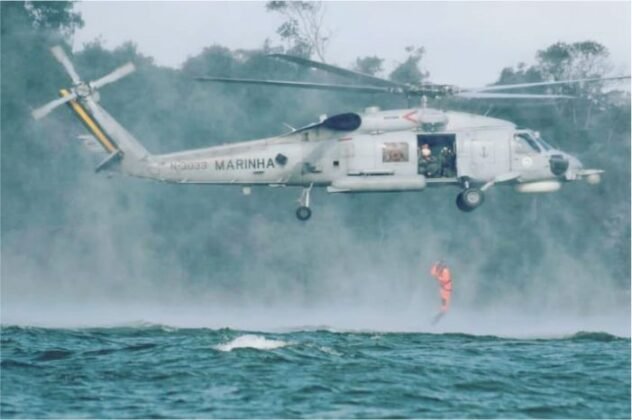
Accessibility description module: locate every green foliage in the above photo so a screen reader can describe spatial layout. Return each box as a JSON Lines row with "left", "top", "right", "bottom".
{"left": 353, "top": 56, "right": 384, "bottom": 76}
{"left": 389, "top": 46, "right": 429, "bottom": 85}
{"left": 265, "top": 1, "right": 329, "bottom": 61}
{"left": 24, "top": 1, "right": 83, "bottom": 35}
{"left": 1, "top": 2, "right": 84, "bottom": 233}
{"left": 537, "top": 41, "right": 610, "bottom": 80}
{"left": 483, "top": 42, "right": 630, "bottom": 292}
{"left": 497, "top": 62, "right": 543, "bottom": 86}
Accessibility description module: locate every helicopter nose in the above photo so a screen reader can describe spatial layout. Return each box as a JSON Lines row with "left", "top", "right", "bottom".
{"left": 549, "top": 154, "right": 570, "bottom": 176}
{"left": 568, "top": 155, "right": 583, "bottom": 171}
{"left": 553, "top": 153, "right": 584, "bottom": 180}
{"left": 567, "top": 155, "right": 585, "bottom": 180}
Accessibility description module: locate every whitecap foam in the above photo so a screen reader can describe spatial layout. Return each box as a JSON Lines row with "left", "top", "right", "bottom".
{"left": 214, "top": 334, "right": 288, "bottom": 352}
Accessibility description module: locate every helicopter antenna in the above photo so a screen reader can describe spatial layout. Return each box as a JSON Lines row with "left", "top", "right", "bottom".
{"left": 282, "top": 122, "right": 296, "bottom": 133}
{"left": 421, "top": 95, "right": 428, "bottom": 109}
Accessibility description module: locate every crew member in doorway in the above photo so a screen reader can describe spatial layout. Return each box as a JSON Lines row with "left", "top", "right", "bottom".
{"left": 439, "top": 147, "right": 456, "bottom": 177}
{"left": 430, "top": 260, "right": 452, "bottom": 323}
{"left": 418, "top": 144, "right": 440, "bottom": 178}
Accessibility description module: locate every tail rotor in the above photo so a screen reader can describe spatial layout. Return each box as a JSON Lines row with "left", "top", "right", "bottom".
{"left": 32, "top": 46, "right": 135, "bottom": 120}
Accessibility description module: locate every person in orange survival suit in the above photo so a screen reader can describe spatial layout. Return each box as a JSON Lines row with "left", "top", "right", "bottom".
{"left": 430, "top": 260, "right": 452, "bottom": 315}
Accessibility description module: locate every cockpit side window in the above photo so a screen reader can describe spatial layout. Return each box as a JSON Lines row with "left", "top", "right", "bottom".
{"left": 514, "top": 133, "right": 541, "bottom": 153}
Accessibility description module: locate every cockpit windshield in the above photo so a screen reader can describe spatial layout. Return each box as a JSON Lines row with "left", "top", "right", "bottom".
{"left": 536, "top": 136, "right": 556, "bottom": 151}
{"left": 514, "top": 130, "right": 560, "bottom": 155}
{"left": 514, "top": 133, "right": 541, "bottom": 153}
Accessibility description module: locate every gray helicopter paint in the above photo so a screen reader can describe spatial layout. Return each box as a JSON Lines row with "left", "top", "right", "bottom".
{"left": 455, "top": 128, "right": 511, "bottom": 181}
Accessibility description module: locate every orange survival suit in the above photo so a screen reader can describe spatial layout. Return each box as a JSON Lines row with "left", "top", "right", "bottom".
{"left": 430, "top": 262, "right": 452, "bottom": 313}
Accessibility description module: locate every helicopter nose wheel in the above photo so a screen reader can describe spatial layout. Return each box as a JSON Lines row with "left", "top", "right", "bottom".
{"left": 456, "top": 188, "right": 484, "bottom": 212}
{"left": 296, "top": 183, "right": 313, "bottom": 221}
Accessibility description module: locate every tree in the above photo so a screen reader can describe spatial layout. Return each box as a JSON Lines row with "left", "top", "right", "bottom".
{"left": 496, "top": 62, "right": 543, "bottom": 86}
{"left": 389, "top": 46, "right": 429, "bottom": 85}
{"left": 353, "top": 56, "right": 384, "bottom": 76}
{"left": 1, "top": 1, "right": 85, "bottom": 232}
{"left": 537, "top": 41, "right": 611, "bottom": 81}
{"left": 266, "top": 1, "right": 330, "bottom": 61}
{"left": 181, "top": 45, "right": 236, "bottom": 77}
{"left": 491, "top": 41, "right": 618, "bottom": 127}
{"left": 536, "top": 41, "right": 614, "bottom": 125}
{"left": 23, "top": 1, "right": 83, "bottom": 36}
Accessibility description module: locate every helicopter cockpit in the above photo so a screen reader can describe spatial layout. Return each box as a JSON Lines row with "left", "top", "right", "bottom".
{"left": 512, "top": 129, "right": 581, "bottom": 179}
{"left": 513, "top": 130, "right": 558, "bottom": 155}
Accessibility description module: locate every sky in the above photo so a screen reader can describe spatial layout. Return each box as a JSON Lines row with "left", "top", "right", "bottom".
{"left": 73, "top": 1, "right": 631, "bottom": 87}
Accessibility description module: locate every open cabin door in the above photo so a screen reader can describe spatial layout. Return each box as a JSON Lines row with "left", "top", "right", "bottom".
{"left": 416, "top": 133, "right": 457, "bottom": 178}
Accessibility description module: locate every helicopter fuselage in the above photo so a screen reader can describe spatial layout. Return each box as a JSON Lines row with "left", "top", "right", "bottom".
{"left": 142, "top": 107, "right": 583, "bottom": 193}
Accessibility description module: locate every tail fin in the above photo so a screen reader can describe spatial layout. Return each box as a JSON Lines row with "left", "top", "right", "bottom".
{"left": 80, "top": 95, "right": 150, "bottom": 162}
{"left": 60, "top": 89, "right": 150, "bottom": 172}
{"left": 33, "top": 46, "right": 151, "bottom": 174}
{"left": 61, "top": 89, "right": 118, "bottom": 154}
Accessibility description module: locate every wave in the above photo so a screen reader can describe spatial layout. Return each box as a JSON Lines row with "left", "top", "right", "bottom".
{"left": 33, "top": 349, "right": 74, "bottom": 362}
{"left": 3, "top": 302, "right": 629, "bottom": 339}
{"left": 565, "top": 331, "right": 626, "bottom": 342}
{"left": 213, "top": 334, "right": 289, "bottom": 352}
{"left": 3, "top": 323, "right": 628, "bottom": 344}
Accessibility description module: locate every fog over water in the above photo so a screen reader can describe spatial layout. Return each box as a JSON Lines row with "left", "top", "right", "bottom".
{"left": 3, "top": 169, "right": 629, "bottom": 337}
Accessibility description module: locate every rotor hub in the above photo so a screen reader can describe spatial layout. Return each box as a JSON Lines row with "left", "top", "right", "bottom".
{"left": 74, "top": 82, "right": 92, "bottom": 98}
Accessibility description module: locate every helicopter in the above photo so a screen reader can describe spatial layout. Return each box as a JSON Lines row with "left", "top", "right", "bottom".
{"left": 33, "top": 46, "right": 622, "bottom": 221}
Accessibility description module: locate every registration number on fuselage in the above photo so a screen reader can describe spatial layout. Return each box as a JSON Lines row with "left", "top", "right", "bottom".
{"left": 169, "top": 158, "right": 276, "bottom": 171}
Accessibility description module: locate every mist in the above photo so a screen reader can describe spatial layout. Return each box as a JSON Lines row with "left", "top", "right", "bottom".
{"left": 1, "top": 2, "right": 630, "bottom": 338}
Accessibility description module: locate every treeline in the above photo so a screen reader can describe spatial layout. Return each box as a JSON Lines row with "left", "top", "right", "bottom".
{"left": 2, "top": 2, "right": 629, "bottom": 310}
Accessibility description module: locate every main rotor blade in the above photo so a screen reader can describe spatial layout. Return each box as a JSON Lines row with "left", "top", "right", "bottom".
{"left": 196, "top": 76, "right": 396, "bottom": 94}
{"left": 91, "top": 62, "right": 136, "bottom": 90}
{"left": 466, "top": 75, "right": 631, "bottom": 93}
{"left": 51, "top": 45, "right": 81, "bottom": 84}
{"left": 32, "top": 91, "right": 78, "bottom": 120}
{"left": 456, "top": 92, "right": 573, "bottom": 100}
{"left": 268, "top": 54, "right": 405, "bottom": 88}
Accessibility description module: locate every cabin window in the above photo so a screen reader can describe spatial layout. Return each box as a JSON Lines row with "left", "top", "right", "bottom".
{"left": 382, "top": 142, "right": 409, "bottom": 162}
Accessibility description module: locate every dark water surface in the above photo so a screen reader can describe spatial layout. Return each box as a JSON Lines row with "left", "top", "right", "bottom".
{"left": 1, "top": 325, "right": 630, "bottom": 418}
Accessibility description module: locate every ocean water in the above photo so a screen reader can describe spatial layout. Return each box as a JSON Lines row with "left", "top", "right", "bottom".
{"left": 1, "top": 324, "right": 630, "bottom": 418}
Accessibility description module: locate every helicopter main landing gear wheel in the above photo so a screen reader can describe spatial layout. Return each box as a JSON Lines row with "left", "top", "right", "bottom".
{"left": 456, "top": 188, "right": 484, "bottom": 212}
{"left": 296, "top": 183, "right": 313, "bottom": 221}
{"left": 296, "top": 206, "right": 312, "bottom": 221}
